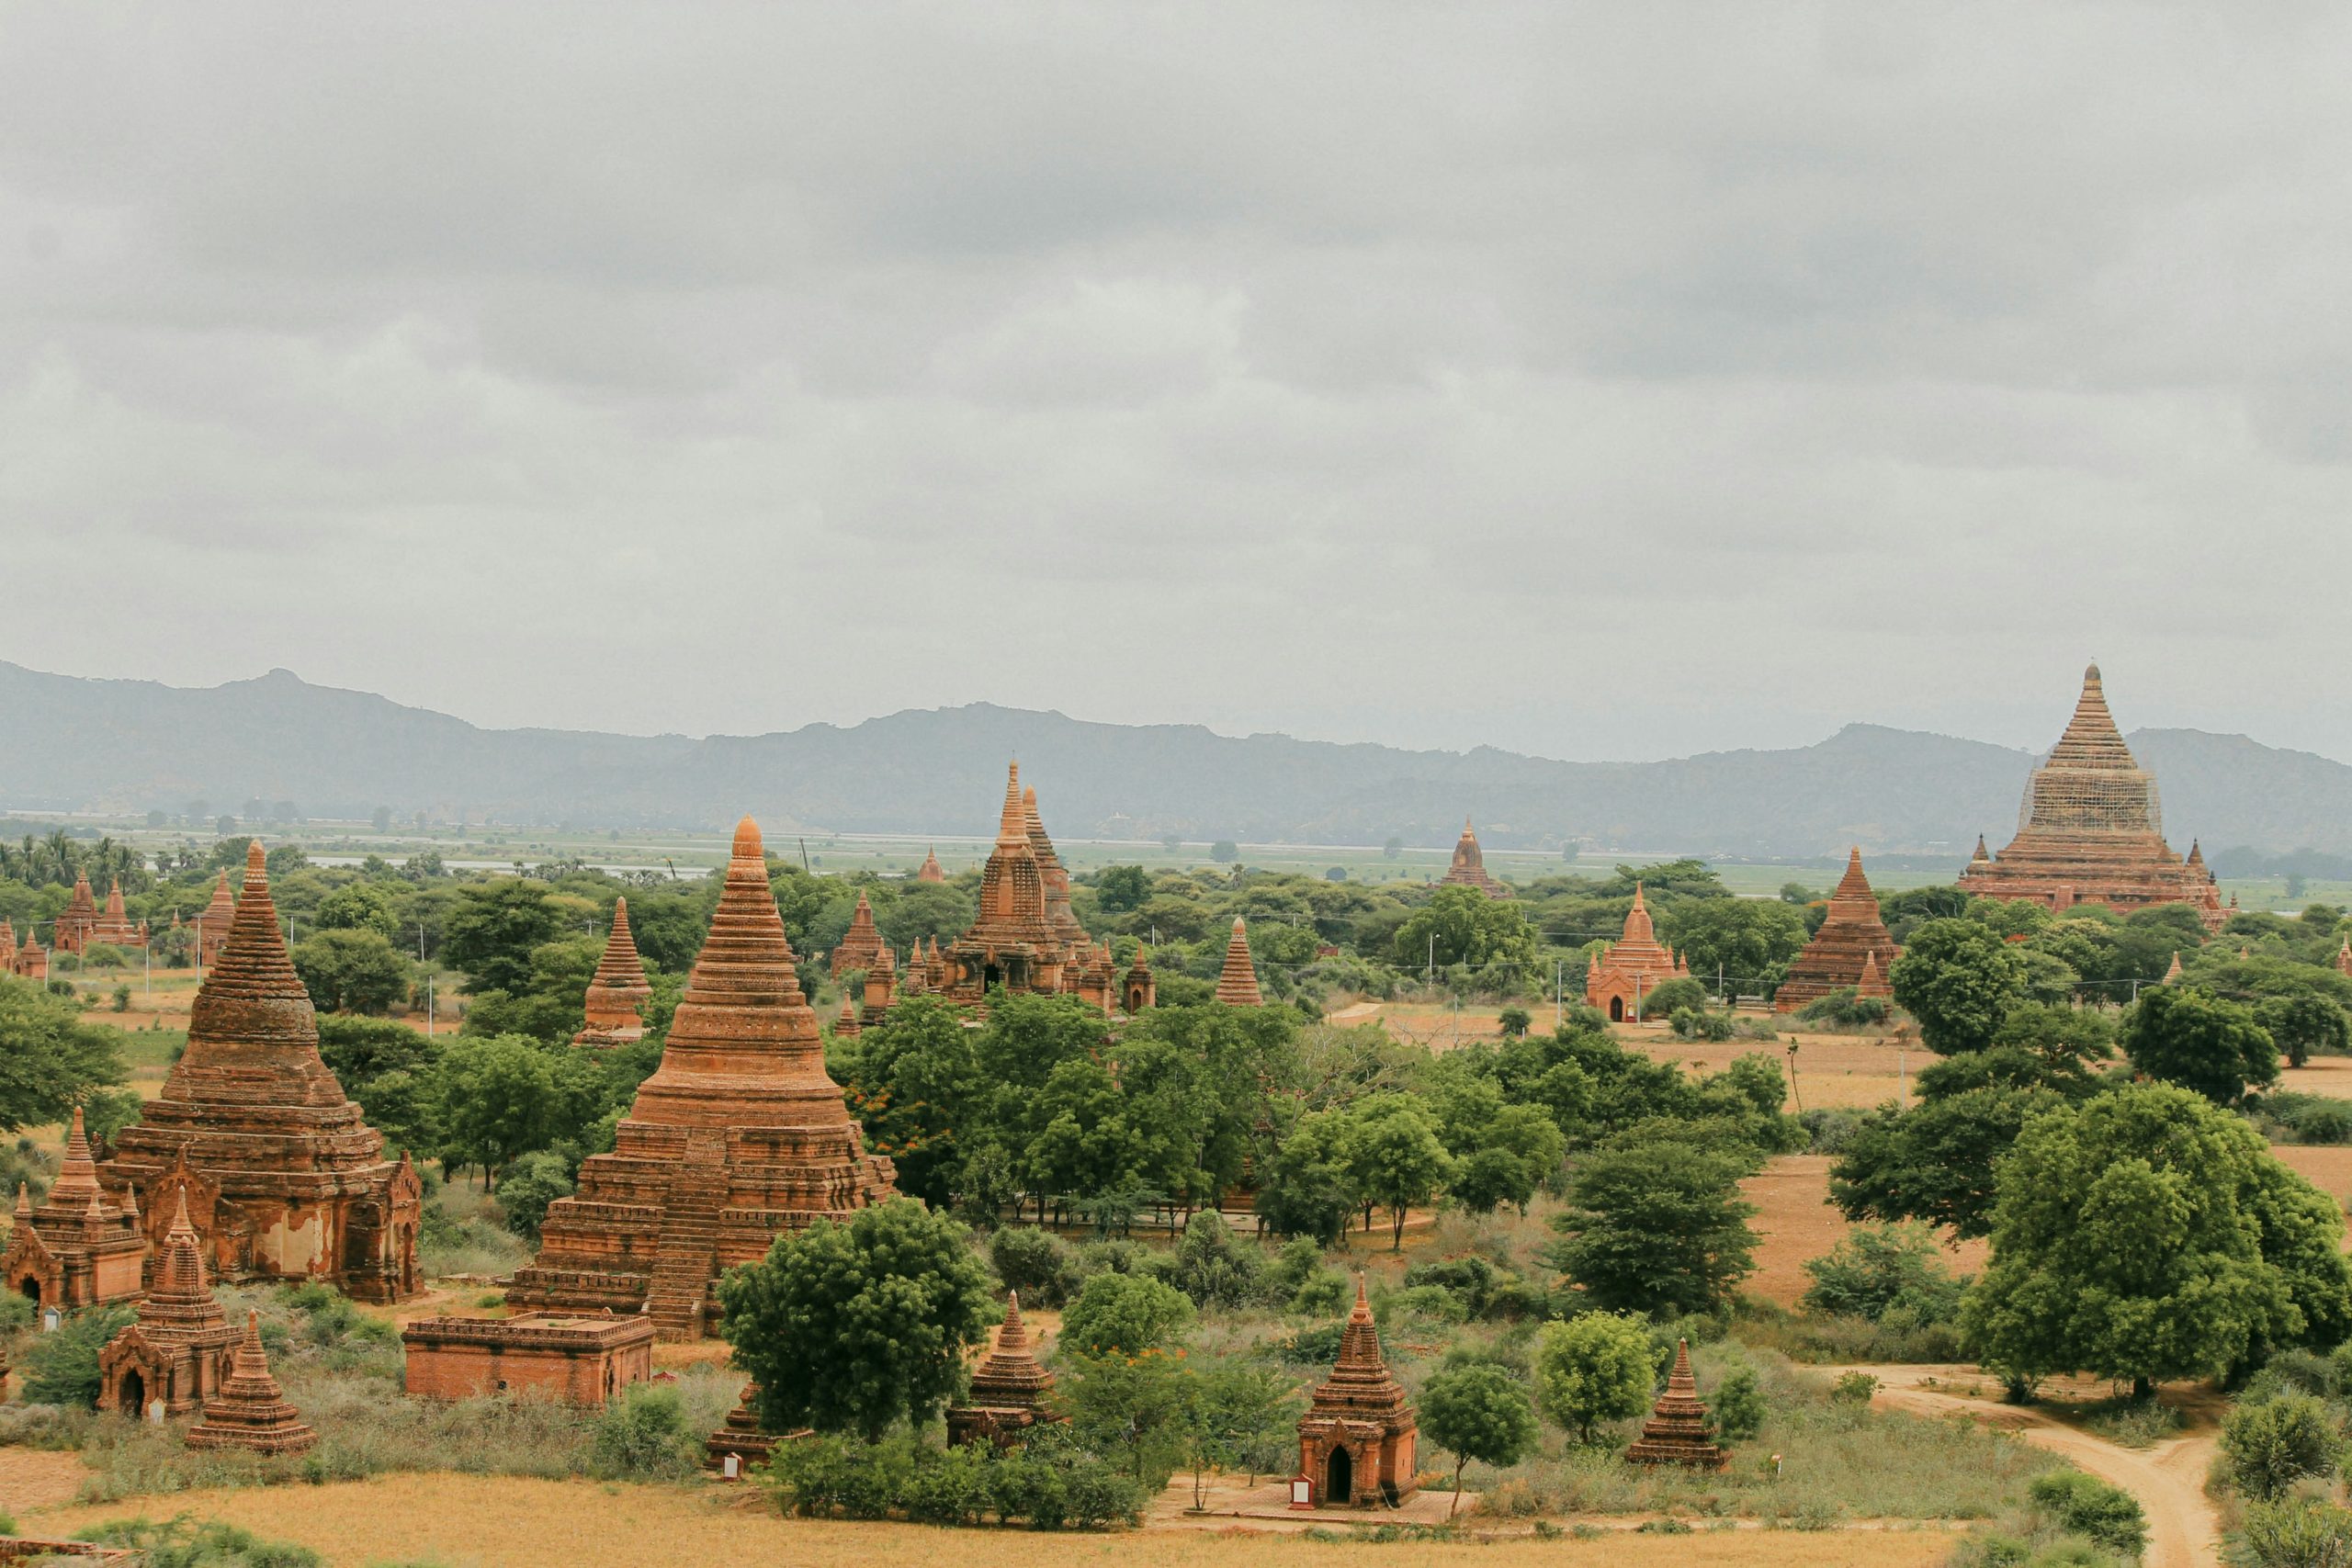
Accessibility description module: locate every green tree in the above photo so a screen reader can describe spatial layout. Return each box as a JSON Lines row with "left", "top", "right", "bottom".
{"left": 1889, "top": 919, "right": 2028, "bottom": 1055}
{"left": 1061, "top": 1346, "right": 1194, "bottom": 1486}
{"left": 1546, "top": 1131, "right": 1758, "bottom": 1314}
{"left": 1182, "top": 1364, "right": 1297, "bottom": 1506}
{"left": 1712, "top": 1361, "right": 1767, "bottom": 1439}
{"left": 19, "top": 1303, "right": 137, "bottom": 1406}
{"left": 1210, "top": 840, "right": 1239, "bottom": 864}
{"left": 1392, "top": 886, "right": 1538, "bottom": 971}
{"left": 1061, "top": 1271, "right": 1194, "bottom": 1358}
{"left": 431, "top": 1033, "right": 562, "bottom": 1187}
{"left": 1252, "top": 1109, "right": 1357, "bottom": 1245}
{"left": 1340, "top": 1094, "right": 1456, "bottom": 1249}
{"left": 290, "top": 928, "right": 412, "bottom": 1014}
{"left": 1095, "top": 865, "right": 1151, "bottom": 913}
{"left": 441, "top": 879, "right": 565, "bottom": 994}
{"left": 1800, "top": 1222, "right": 1965, "bottom": 1323}
{"left": 714, "top": 1197, "right": 994, "bottom": 1441}
{"left": 1532, "top": 1312, "right": 1659, "bottom": 1443}
{"left": 314, "top": 880, "right": 402, "bottom": 942}
{"left": 1658, "top": 899, "right": 1809, "bottom": 997}
{"left": 1418, "top": 1363, "right": 1539, "bottom": 1517}
{"left": 495, "top": 1149, "right": 575, "bottom": 1239}
{"left": 0, "top": 979, "right": 129, "bottom": 1132}
{"left": 2120, "top": 986, "right": 2278, "bottom": 1104}
{"left": 1961, "top": 1084, "right": 2352, "bottom": 1397}
{"left": 2256, "top": 991, "right": 2350, "bottom": 1071}
{"left": 2221, "top": 1394, "right": 2340, "bottom": 1501}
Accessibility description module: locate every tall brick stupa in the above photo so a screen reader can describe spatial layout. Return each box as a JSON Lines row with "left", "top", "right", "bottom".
{"left": 1438, "top": 818, "right": 1510, "bottom": 898}
{"left": 508, "top": 818, "right": 896, "bottom": 1340}
{"left": 100, "top": 842, "right": 423, "bottom": 1302}
{"left": 572, "top": 897, "right": 653, "bottom": 1048}
{"left": 1958, "top": 665, "right": 2224, "bottom": 931}
{"left": 1775, "top": 849, "right": 1902, "bottom": 1012}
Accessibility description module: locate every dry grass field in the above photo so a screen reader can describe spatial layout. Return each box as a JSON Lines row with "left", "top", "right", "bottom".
{"left": 1740, "top": 1156, "right": 1988, "bottom": 1309}
{"left": 20, "top": 1472, "right": 1961, "bottom": 1568}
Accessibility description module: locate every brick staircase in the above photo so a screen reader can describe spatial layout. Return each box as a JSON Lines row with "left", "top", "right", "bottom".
{"left": 645, "top": 1132, "right": 729, "bottom": 1341}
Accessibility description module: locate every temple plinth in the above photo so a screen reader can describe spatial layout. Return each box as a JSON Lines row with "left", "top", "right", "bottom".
{"left": 1439, "top": 818, "right": 1510, "bottom": 898}
{"left": 2, "top": 1107, "right": 148, "bottom": 1313}
{"left": 184, "top": 1310, "right": 316, "bottom": 1455}
{"left": 1295, "top": 1278, "right": 1418, "bottom": 1507}
{"left": 1584, "top": 885, "right": 1690, "bottom": 1022}
{"left": 100, "top": 841, "right": 422, "bottom": 1303}
{"left": 1775, "top": 849, "right": 1901, "bottom": 1012}
{"left": 1216, "top": 919, "right": 1264, "bottom": 1007}
{"left": 1957, "top": 665, "right": 2224, "bottom": 931}
{"left": 99, "top": 1189, "right": 240, "bottom": 1417}
{"left": 507, "top": 817, "right": 896, "bottom": 1341}
{"left": 947, "top": 1293, "right": 1060, "bottom": 1448}
{"left": 1625, "top": 1340, "right": 1726, "bottom": 1469}
{"left": 574, "top": 897, "right": 654, "bottom": 1048}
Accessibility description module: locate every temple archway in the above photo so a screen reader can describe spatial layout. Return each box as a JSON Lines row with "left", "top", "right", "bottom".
{"left": 1608, "top": 996, "right": 1624, "bottom": 1022}
{"left": 17, "top": 1274, "right": 40, "bottom": 1306}
{"left": 1325, "top": 1446, "right": 1351, "bottom": 1505}
{"left": 119, "top": 1369, "right": 146, "bottom": 1416}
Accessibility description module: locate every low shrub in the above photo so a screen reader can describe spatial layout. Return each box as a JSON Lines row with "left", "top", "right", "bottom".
{"left": 1800, "top": 1221, "right": 1967, "bottom": 1324}
{"left": 1669, "top": 1007, "right": 1736, "bottom": 1043}
{"left": 990, "top": 1226, "right": 1082, "bottom": 1308}
{"left": 18, "top": 1303, "right": 138, "bottom": 1407}
{"left": 74, "top": 1515, "right": 322, "bottom": 1568}
{"left": 1711, "top": 1362, "right": 1766, "bottom": 1440}
{"left": 2234, "top": 1495, "right": 2352, "bottom": 1568}
{"left": 2028, "top": 1471, "right": 2147, "bottom": 1555}
{"left": 1793, "top": 988, "right": 1891, "bottom": 1030}
{"left": 2222, "top": 1393, "right": 2342, "bottom": 1501}
{"left": 591, "top": 1383, "right": 699, "bottom": 1479}
{"left": 767, "top": 1434, "right": 1144, "bottom": 1529}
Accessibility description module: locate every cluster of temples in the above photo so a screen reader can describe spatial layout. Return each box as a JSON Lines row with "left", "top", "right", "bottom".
{"left": 0, "top": 917, "right": 48, "bottom": 979}
{"left": 1959, "top": 664, "right": 2224, "bottom": 931}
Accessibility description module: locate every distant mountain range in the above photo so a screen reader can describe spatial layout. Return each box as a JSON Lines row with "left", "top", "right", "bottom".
{"left": 5, "top": 660, "right": 2350, "bottom": 861}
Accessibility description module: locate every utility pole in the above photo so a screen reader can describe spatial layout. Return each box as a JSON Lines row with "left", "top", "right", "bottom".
{"left": 1555, "top": 958, "right": 1564, "bottom": 1028}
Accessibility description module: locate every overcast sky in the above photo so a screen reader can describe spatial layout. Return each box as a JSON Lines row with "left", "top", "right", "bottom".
{"left": 3, "top": 5, "right": 2347, "bottom": 764}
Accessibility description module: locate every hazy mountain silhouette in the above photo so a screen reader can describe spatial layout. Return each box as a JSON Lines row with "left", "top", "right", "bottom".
{"left": 5, "top": 660, "right": 2348, "bottom": 860}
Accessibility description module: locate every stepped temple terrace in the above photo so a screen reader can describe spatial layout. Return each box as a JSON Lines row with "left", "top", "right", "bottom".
{"left": 3, "top": 1107, "right": 147, "bottom": 1312}
{"left": 97, "top": 1190, "right": 241, "bottom": 1418}
{"left": 1439, "top": 818, "right": 1510, "bottom": 897}
{"left": 401, "top": 1311, "right": 654, "bottom": 1405}
{"left": 101, "top": 841, "right": 423, "bottom": 1303}
{"left": 1295, "top": 1278, "right": 1418, "bottom": 1508}
{"left": 507, "top": 817, "right": 896, "bottom": 1340}
{"left": 1775, "top": 848, "right": 1902, "bottom": 1012}
{"left": 1584, "top": 885, "right": 1690, "bottom": 1021}
{"left": 945, "top": 1293, "right": 1058, "bottom": 1448}
{"left": 573, "top": 896, "right": 653, "bottom": 1047}
{"left": 1958, "top": 664, "right": 2224, "bottom": 931}
{"left": 1216, "top": 918, "right": 1265, "bottom": 1006}
{"left": 183, "top": 1310, "right": 316, "bottom": 1456}
{"left": 1626, "top": 1340, "right": 1727, "bottom": 1470}
{"left": 938, "top": 763, "right": 1122, "bottom": 1011}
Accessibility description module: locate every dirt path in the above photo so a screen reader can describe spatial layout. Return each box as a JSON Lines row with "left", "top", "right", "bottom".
{"left": 1828, "top": 1366, "right": 2222, "bottom": 1568}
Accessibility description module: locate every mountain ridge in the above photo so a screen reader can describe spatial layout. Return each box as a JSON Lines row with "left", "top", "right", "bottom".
{"left": 5, "top": 660, "right": 2349, "bottom": 859}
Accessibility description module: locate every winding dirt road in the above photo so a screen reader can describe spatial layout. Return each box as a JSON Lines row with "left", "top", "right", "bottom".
{"left": 1829, "top": 1366, "right": 2222, "bottom": 1568}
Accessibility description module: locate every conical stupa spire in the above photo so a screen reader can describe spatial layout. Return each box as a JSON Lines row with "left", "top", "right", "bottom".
{"left": 2045, "top": 661, "right": 2138, "bottom": 771}
{"left": 2164, "top": 951, "right": 2185, "bottom": 984}
{"left": 184, "top": 1309, "right": 315, "bottom": 1454}
{"left": 52, "top": 1105, "right": 100, "bottom": 1203}
{"left": 1834, "top": 847, "right": 1870, "bottom": 897}
{"left": 1216, "top": 918, "right": 1263, "bottom": 1006}
{"left": 917, "top": 846, "right": 944, "bottom": 883}
{"left": 997, "top": 763, "right": 1028, "bottom": 846}
{"left": 575, "top": 897, "right": 655, "bottom": 1046}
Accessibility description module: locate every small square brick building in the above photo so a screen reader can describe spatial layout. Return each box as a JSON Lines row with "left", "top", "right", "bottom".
{"left": 402, "top": 1311, "right": 655, "bottom": 1405}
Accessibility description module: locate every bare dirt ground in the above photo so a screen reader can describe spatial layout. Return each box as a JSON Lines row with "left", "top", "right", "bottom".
{"left": 1740, "top": 1156, "right": 1988, "bottom": 1308}
{"left": 1833, "top": 1365, "right": 2222, "bottom": 1568}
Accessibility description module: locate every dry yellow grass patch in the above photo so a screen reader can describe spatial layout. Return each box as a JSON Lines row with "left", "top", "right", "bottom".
{"left": 26, "top": 1473, "right": 1956, "bottom": 1568}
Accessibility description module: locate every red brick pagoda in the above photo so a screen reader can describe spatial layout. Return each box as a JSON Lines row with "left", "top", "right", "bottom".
{"left": 573, "top": 897, "right": 653, "bottom": 1047}
{"left": 1775, "top": 849, "right": 1902, "bottom": 1012}
{"left": 507, "top": 817, "right": 896, "bottom": 1340}
{"left": 917, "top": 847, "right": 945, "bottom": 884}
{"left": 184, "top": 1309, "right": 316, "bottom": 1456}
{"left": 946, "top": 1293, "right": 1059, "bottom": 1448}
{"left": 1584, "top": 885, "right": 1690, "bottom": 1021}
{"left": 2, "top": 1107, "right": 148, "bottom": 1313}
{"left": 90, "top": 881, "right": 147, "bottom": 949}
{"left": 1439, "top": 818, "right": 1510, "bottom": 897}
{"left": 11, "top": 931, "right": 46, "bottom": 981}
{"left": 53, "top": 872, "right": 98, "bottom": 955}
{"left": 1295, "top": 1278, "right": 1418, "bottom": 1507}
{"left": 1121, "top": 942, "right": 1156, "bottom": 1015}
{"left": 1958, "top": 665, "right": 2224, "bottom": 931}
{"left": 98, "top": 1190, "right": 240, "bottom": 1418}
{"left": 190, "top": 873, "right": 238, "bottom": 966}
{"left": 100, "top": 841, "right": 422, "bottom": 1303}
{"left": 830, "top": 891, "right": 886, "bottom": 978}
{"left": 1215, "top": 919, "right": 1264, "bottom": 1006}
{"left": 940, "top": 765, "right": 1094, "bottom": 1006}
{"left": 1625, "top": 1339, "right": 1726, "bottom": 1469}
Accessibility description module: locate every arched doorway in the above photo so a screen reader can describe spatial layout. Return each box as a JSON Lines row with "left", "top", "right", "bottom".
{"left": 1608, "top": 996, "right": 1624, "bottom": 1022}
{"left": 119, "top": 1369, "right": 145, "bottom": 1417}
{"left": 17, "top": 1275, "right": 40, "bottom": 1307}
{"left": 1325, "top": 1446, "right": 1352, "bottom": 1505}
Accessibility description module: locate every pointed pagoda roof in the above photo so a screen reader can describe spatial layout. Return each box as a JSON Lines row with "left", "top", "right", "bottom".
{"left": 831, "top": 890, "right": 887, "bottom": 977}
{"left": 1215, "top": 918, "right": 1263, "bottom": 1006}
{"left": 62, "top": 872, "right": 97, "bottom": 921}
{"left": 2046, "top": 663, "right": 2138, "bottom": 772}
{"left": 184, "top": 1309, "right": 316, "bottom": 1455}
{"left": 917, "top": 847, "right": 945, "bottom": 883}
{"left": 967, "top": 1292, "right": 1054, "bottom": 1409}
{"left": 1440, "top": 817, "right": 1510, "bottom": 897}
{"left": 2187, "top": 840, "right": 2207, "bottom": 869}
{"left": 1854, "top": 948, "right": 1889, "bottom": 998}
{"left": 835, "top": 998, "right": 861, "bottom": 1036}
{"left": 40, "top": 1105, "right": 110, "bottom": 1219}
{"left": 1626, "top": 1339, "right": 1726, "bottom": 1468}
{"left": 2164, "top": 951, "right": 2185, "bottom": 984}
{"left": 1970, "top": 834, "right": 1991, "bottom": 864}
{"left": 1776, "top": 849, "right": 1901, "bottom": 1012}
{"left": 626, "top": 818, "right": 862, "bottom": 1130}
{"left": 194, "top": 870, "right": 237, "bottom": 933}
{"left": 1302, "top": 1276, "right": 1412, "bottom": 1422}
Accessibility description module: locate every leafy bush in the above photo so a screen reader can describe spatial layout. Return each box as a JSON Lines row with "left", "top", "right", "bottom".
{"left": 494, "top": 1150, "right": 574, "bottom": 1240}
{"left": 2028, "top": 1471, "right": 2147, "bottom": 1555}
{"left": 1266, "top": 1237, "right": 1348, "bottom": 1314}
{"left": 2223, "top": 1393, "right": 2342, "bottom": 1501}
{"left": 1800, "top": 1222, "right": 1966, "bottom": 1324}
{"left": 1402, "top": 1256, "right": 1547, "bottom": 1322}
{"left": 1712, "top": 1362, "right": 1767, "bottom": 1440}
{"left": 2254, "top": 1091, "right": 2352, "bottom": 1146}
{"left": 767, "top": 1434, "right": 1144, "bottom": 1529}
{"left": 1797, "top": 1107, "right": 1865, "bottom": 1155}
{"left": 1794, "top": 987, "right": 1891, "bottom": 1029}
{"left": 1829, "top": 1371, "right": 1879, "bottom": 1405}
{"left": 1061, "top": 1272, "right": 1193, "bottom": 1358}
{"left": 592, "top": 1383, "right": 698, "bottom": 1479}
{"left": 1669, "top": 1007, "right": 1736, "bottom": 1043}
{"left": 1638, "top": 977, "right": 1709, "bottom": 1019}
{"left": 1167, "top": 1212, "right": 1264, "bottom": 1309}
{"left": 2234, "top": 1496, "right": 2352, "bottom": 1568}
{"left": 19, "top": 1303, "right": 138, "bottom": 1406}
{"left": 74, "top": 1516, "right": 322, "bottom": 1568}
{"left": 990, "top": 1226, "right": 1083, "bottom": 1308}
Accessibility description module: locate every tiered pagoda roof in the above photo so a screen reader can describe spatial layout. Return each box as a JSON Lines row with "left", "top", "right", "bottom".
{"left": 947, "top": 1293, "right": 1059, "bottom": 1447}
{"left": 1, "top": 1105, "right": 148, "bottom": 1311}
{"left": 99, "top": 1188, "right": 241, "bottom": 1416}
{"left": 1121, "top": 942, "right": 1156, "bottom": 1015}
{"left": 1774, "top": 849, "right": 1901, "bottom": 1012}
{"left": 940, "top": 764, "right": 1094, "bottom": 1006}
{"left": 100, "top": 840, "right": 421, "bottom": 1302}
{"left": 1958, "top": 665, "right": 2224, "bottom": 931}
{"left": 1216, "top": 919, "right": 1264, "bottom": 1006}
{"left": 1584, "top": 885, "right": 1690, "bottom": 1021}
{"left": 830, "top": 892, "right": 887, "bottom": 978}
{"left": 574, "top": 897, "right": 654, "bottom": 1047}
{"left": 1295, "top": 1278, "right": 1419, "bottom": 1506}
{"left": 184, "top": 1310, "right": 316, "bottom": 1455}
{"left": 54, "top": 873, "right": 98, "bottom": 953}
{"left": 508, "top": 818, "right": 896, "bottom": 1339}
{"left": 1438, "top": 818, "right": 1510, "bottom": 898}
{"left": 1625, "top": 1339, "right": 1726, "bottom": 1469}
{"left": 91, "top": 880, "right": 146, "bottom": 947}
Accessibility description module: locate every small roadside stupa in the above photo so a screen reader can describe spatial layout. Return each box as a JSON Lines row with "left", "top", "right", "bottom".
{"left": 1295, "top": 1279, "right": 1418, "bottom": 1507}
{"left": 1215, "top": 919, "right": 1263, "bottom": 1007}
{"left": 1438, "top": 818, "right": 1510, "bottom": 898}
{"left": 184, "top": 1310, "right": 315, "bottom": 1455}
{"left": 706, "top": 1381, "right": 784, "bottom": 1477}
{"left": 946, "top": 1293, "right": 1058, "bottom": 1448}
{"left": 1854, "top": 949, "right": 1891, "bottom": 1000}
{"left": 1624, "top": 1340, "right": 1726, "bottom": 1470}
{"left": 573, "top": 897, "right": 654, "bottom": 1047}
{"left": 98, "top": 1190, "right": 240, "bottom": 1417}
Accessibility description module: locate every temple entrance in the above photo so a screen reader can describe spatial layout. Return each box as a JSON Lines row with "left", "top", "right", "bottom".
{"left": 984, "top": 964, "right": 1004, "bottom": 987}
{"left": 1325, "top": 1447, "right": 1351, "bottom": 1505}
{"left": 17, "top": 1275, "right": 40, "bottom": 1306}
{"left": 119, "top": 1369, "right": 145, "bottom": 1416}
{"left": 1608, "top": 997, "right": 1623, "bottom": 1022}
